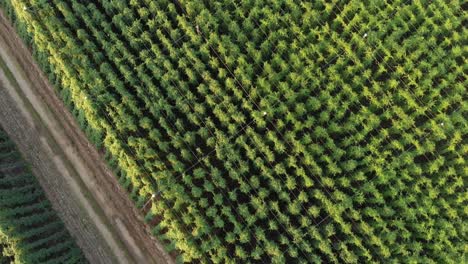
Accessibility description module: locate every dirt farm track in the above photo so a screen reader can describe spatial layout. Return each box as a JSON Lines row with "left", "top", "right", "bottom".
{"left": 0, "top": 10, "right": 173, "bottom": 264}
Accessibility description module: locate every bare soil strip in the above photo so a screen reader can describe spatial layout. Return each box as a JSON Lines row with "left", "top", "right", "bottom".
{"left": 0, "top": 54, "right": 122, "bottom": 264}
{"left": 0, "top": 10, "right": 172, "bottom": 264}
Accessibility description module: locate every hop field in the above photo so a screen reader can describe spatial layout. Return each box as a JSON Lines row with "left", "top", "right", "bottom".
{"left": 1, "top": 0, "right": 466, "bottom": 262}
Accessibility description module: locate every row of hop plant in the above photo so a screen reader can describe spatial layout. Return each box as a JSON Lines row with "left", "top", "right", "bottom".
{"left": 0, "top": 128, "right": 87, "bottom": 263}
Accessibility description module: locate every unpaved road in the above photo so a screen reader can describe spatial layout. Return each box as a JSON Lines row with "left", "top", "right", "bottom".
{"left": 0, "top": 10, "right": 172, "bottom": 264}
{"left": 0, "top": 72, "right": 123, "bottom": 264}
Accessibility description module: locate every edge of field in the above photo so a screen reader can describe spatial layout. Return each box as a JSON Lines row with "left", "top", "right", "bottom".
{"left": 0, "top": 9, "right": 173, "bottom": 264}
{"left": 0, "top": 43, "right": 127, "bottom": 263}
{"left": 0, "top": 20, "right": 131, "bottom": 264}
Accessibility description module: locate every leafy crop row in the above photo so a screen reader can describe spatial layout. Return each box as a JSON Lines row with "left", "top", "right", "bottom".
{"left": 1, "top": 0, "right": 466, "bottom": 262}
{"left": 0, "top": 127, "right": 86, "bottom": 263}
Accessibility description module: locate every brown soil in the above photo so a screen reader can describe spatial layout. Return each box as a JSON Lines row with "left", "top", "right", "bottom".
{"left": 0, "top": 10, "right": 173, "bottom": 264}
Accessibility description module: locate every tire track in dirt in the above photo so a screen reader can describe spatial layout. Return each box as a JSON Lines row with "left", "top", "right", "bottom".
{"left": 0, "top": 10, "right": 173, "bottom": 264}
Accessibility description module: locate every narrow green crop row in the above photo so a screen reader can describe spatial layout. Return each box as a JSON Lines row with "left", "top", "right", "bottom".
{"left": 0, "top": 127, "right": 86, "bottom": 263}
{"left": 1, "top": 0, "right": 466, "bottom": 263}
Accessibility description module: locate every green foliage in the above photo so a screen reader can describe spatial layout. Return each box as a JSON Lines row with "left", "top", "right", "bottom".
{"left": 0, "top": 0, "right": 465, "bottom": 262}
{"left": 0, "top": 127, "right": 86, "bottom": 263}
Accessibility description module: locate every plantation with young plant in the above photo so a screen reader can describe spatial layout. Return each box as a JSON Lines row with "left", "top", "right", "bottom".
{"left": 1, "top": 0, "right": 466, "bottom": 262}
